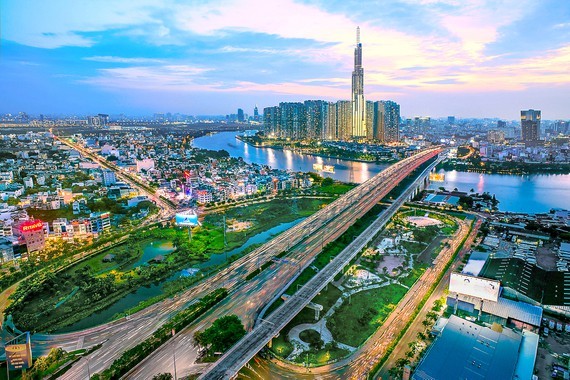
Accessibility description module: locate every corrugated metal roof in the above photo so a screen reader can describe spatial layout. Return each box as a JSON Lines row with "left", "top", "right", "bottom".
{"left": 413, "top": 315, "right": 522, "bottom": 380}
{"left": 455, "top": 294, "right": 543, "bottom": 326}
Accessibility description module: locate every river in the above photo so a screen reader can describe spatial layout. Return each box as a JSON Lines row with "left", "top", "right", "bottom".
{"left": 192, "top": 131, "right": 388, "bottom": 183}
{"left": 193, "top": 132, "right": 570, "bottom": 214}
{"left": 428, "top": 169, "right": 570, "bottom": 214}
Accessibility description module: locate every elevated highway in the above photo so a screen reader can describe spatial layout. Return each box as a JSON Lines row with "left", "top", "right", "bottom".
{"left": 125, "top": 148, "right": 442, "bottom": 379}
{"left": 199, "top": 151, "right": 445, "bottom": 379}
{"left": 25, "top": 147, "right": 440, "bottom": 379}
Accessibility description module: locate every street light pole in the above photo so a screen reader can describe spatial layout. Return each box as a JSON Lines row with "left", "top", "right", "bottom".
{"left": 172, "top": 329, "right": 178, "bottom": 380}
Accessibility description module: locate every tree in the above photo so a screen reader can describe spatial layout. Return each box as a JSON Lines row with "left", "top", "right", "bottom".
{"left": 194, "top": 315, "right": 246, "bottom": 355}
{"left": 321, "top": 177, "right": 334, "bottom": 187}
{"left": 152, "top": 374, "right": 173, "bottom": 380}
{"left": 6, "top": 197, "right": 19, "bottom": 206}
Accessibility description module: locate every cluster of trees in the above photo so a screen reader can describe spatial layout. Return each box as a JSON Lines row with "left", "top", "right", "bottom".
{"left": 194, "top": 314, "right": 246, "bottom": 357}
{"left": 22, "top": 347, "right": 68, "bottom": 380}
{"left": 388, "top": 298, "right": 445, "bottom": 378}
{"left": 192, "top": 149, "right": 230, "bottom": 163}
{"left": 299, "top": 329, "right": 324, "bottom": 350}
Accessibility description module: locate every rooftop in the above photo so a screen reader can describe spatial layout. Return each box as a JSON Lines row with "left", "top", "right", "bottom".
{"left": 413, "top": 315, "right": 522, "bottom": 380}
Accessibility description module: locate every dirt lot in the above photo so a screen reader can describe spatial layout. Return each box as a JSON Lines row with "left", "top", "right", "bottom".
{"left": 535, "top": 326, "right": 570, "bottom": 379}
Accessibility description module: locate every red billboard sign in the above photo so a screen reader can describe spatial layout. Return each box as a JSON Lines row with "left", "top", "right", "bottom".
{"left": 19, "top": 220, "right": 44, "bottom": 233}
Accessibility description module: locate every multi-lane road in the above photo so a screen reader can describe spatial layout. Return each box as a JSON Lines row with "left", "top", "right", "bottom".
{"left": 199, "top": 151, "right": 444, "bottom": 379}
{"left": 9, "top": 142, "right": 440, "bottom": 379}
{"left": 125, "top": 148, "right": 442, "bottom": 379}
{"left": 239, "top": 214, "right": 476, "bottom": 380}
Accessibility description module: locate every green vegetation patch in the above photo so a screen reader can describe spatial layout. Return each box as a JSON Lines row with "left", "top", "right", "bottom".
{"left": 194, "top": 314, "right": 246, "bottom": 357}
{"left": 327, "top": 284, "right": 408, "bottom": 347}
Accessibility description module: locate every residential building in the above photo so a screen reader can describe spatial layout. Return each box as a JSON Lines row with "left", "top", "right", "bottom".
{"left": 521, "top": 109, "right": 541, "bottom": 146}
{"left": 102, "top": 170, "right": 117, "bottom": 186}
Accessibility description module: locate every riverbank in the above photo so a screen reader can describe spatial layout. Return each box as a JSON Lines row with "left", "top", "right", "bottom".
{"left": 236, "top": 134, "right": 396, "bottom": 164}
{"left": 439, "top": 159, "right": 570, "bottom": 175}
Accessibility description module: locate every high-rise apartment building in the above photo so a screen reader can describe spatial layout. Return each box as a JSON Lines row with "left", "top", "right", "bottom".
{"left": 337, "top": 100, "right": 353, "bottom": 141}
{"left": 374, "top": 101, "right": 400, "bottom": 142}
{"left": 365, "top": 101, "right": 374, "bottom": 140}
{"left": 102, "top": 170, "right": 117, "bottom": 187}
{"left": 352, "top": 27, "right": 366, "bottom": 138}
{"left": 325, "top": 102, "right": 337, "bottom": 140}
{"left": 263, "top": 106, "right": 281, "bottom": 137}
{"left": 253, "top": 105, "right": 259, "bottom": 122}
{"left": 280, "top": 102, "right": 305, "bottom": 140}
{"left": 304, "top": 100, "right": 326, "bottom": 140}
{"left": 521, "top": 109, "right": 541, "bottom": 146}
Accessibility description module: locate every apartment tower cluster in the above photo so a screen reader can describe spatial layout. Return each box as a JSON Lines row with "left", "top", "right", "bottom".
{"left": 263, "top": 28, "right": 400, "bottom": 143}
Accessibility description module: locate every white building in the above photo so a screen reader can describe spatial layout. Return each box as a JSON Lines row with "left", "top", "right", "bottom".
{"left": 136, "top": 158, "right": 155, "bottom": 172}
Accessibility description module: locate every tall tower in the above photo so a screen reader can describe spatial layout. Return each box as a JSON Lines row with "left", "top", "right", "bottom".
{"left": 352, "top": 27, "right": 366, "bottom": 139}
{"left": 521, "top": 109, "right": 541, "bottom": 147}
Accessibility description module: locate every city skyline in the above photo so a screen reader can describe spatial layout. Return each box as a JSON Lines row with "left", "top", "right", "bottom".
{"left": 1, "top": 0, "right": 570, "bottom": 119}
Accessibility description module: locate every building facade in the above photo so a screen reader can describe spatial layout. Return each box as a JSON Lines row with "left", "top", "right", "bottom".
{"left": 521, "top": 109, "right": 541, "bottom": 146}
{"left": 351, "top": 27, "right": 366, "bottom": 139}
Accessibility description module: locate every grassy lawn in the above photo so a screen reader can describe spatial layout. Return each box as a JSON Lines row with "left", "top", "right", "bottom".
{"left": 292, "top": 343, "right": 351, "bottom": 365}
{"left": 400, "top": 240, "right": 426, "bottom": 254}
{"left": 400, "top": 265, "right": 428, "bottom": 287}
{"left": 327, "top": 284, "right": 408, "bottom": 347}
{"left": 317, "top": 183, "right": 355, "bottom": 195}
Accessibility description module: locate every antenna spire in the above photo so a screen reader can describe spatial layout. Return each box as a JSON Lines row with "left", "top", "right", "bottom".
{"left": 356, "top": 26, "right": 360, "bottom": 44}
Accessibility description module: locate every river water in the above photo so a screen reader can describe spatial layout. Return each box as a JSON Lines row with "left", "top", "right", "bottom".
{"left": 193, "top": 131, "right": 570, "bottom": 214}
{"left": 428, "top": 169, "right": 570, "bottom": 214}
{"left": 192, "top": 131, "right": 388, "bottom": 183}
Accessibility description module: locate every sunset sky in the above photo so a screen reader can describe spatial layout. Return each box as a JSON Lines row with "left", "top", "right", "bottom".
{"left": 2, "top": 0, "right": 569, "bottom": 119}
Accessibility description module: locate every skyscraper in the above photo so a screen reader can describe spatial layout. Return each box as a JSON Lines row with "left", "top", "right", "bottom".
{"left": 280, "top": 102, "right": 305, "bottom": 140}
{"left": 352, "top": 27, "right": 366, "bottom": 139}
{"left": 521, "top": 109, "right": 541, "bottom": 146}
{"left": 304, "top": 100, "right": 326, "bottom": 140}
{"left": 253, "top": 105, "right": 259, "bottom": 121}
{"left": 263, "top": 106, "right": 281, "bottom": 137}
{"left": 373, "top": 101, "right": 400, "bottom": 142}
{"left": 237, "top": 108, "right": 245, "bottom": 123}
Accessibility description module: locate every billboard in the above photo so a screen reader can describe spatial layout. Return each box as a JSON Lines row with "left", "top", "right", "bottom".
{"left": 5, "top": 332, "right": 32, "bottom": 370}
{"left": 175, "top": 210, "right": 200, "bottom": 227}
{"left": 449, "top": 273, "right": 500, "bottom": 302}
{"left": 19, "top": 220, "right": 44, "bottom": 233}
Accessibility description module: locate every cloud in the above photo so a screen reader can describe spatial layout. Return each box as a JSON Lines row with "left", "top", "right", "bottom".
{"left": 82, "top": 65, "right": 213, "bottom": 90}
{"left": 83, "top": 56, "right": 166, "bottom": 64}
{"left": 1, "top": 0, "right": 164, "bottom": 48}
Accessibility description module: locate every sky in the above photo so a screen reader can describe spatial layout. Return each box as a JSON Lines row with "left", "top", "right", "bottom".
{"left": 1, "top": 0, "right": 569, "bottom": 119}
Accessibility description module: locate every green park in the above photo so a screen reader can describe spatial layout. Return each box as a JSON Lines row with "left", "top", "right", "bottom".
{"left": 266, "top": 207, "right": 461, "bottom": 367}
